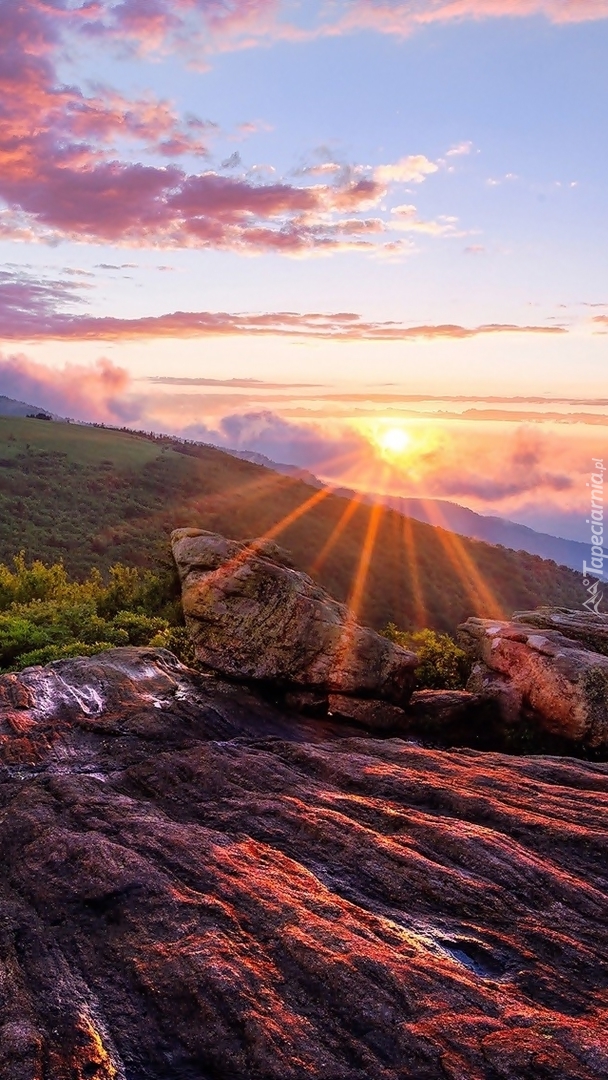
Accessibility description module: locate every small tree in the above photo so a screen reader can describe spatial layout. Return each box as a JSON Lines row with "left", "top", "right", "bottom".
{"left": 382, "top": 623, "right": 471, "bottom": 690}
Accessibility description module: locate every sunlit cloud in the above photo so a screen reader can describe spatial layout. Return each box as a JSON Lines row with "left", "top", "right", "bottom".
{"left": 146, "top": 377, "right": 325, "bottom": 389}
{"left": 0, "top": 5, "right": 471, "bottom": 257}
{"left": 390, "top": 205, "right": 462, "bottom": 236}
{"left": 331, "top": 0, "right": 608, "bottom": 38}
{"left": 374, "top": 155, "right": 439, "bottom": 185}
{"left": 0, "top": 353, "right": 138, "bottom": 424}
{"left": 63, "top": 1, "right": 608, "bottom": 59}
{"left": 0, "top": 269, "right": 567, "bottom": 342}
{"left": 446, "top": 141, "right": 474, "bottom": 157}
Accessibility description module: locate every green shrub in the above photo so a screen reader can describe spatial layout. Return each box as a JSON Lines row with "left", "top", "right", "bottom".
{"left": 111, "top": 610, "right": 168, "bottom": 646}
{"left": 148, "top": 626, "right": 197, "bottom": 668}
{"left": 15, "top": 641, "right": 117, "bottom": 669}
{"left": 0, "top": 554, "right": 182, "bottom": 672}
{"left": 382, "top": 623, "right": 471, "bottom": 690}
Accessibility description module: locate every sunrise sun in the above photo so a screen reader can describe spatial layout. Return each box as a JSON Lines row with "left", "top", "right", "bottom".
{"left": 377, "top": 426, "right": 412, "bottom": 458}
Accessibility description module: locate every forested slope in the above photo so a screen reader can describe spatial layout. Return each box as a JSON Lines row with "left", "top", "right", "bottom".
{"left": 0, "top": 418, "right": 586, "bottom": 632}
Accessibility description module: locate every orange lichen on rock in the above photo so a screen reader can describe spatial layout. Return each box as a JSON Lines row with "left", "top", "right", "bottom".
{"left": 44, "top": 1014, "right": 119, "bottom": 1080}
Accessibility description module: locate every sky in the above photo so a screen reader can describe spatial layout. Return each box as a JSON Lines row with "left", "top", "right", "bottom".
{"left": 1, "top": 0, "right": 607, "bottom": 542}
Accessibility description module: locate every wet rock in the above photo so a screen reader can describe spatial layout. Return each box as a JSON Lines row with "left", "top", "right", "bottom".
{"left": 0, "top": 647, "right": 367, "bottom": 759}
{"left": 0, "top": 649, "right": 607, "bottom": 1079}
{"left": 171, "top": 528, "right": 418, "bottom": 706}
{"left": 459, "top": 617, "right": 608, "bottom": 748}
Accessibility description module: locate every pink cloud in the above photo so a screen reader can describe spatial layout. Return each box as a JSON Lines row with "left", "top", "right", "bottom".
{"left": 0, "top": 269, "right": 567, "bottom": 342}
{"left": 3, "top": 3, "right": 603, "bottom": 258}
{"left": 77, "top": 0, "right": 608, "bottom": 56}
{"left": 0, "top": 3, "right": 390, "bottom": 254}
{"left": 81, "top": 0, "right": 309, "bottom": 55}
{"left": 0, "top": 353, "right": 138, "bottom": 424}
{"left": 0, "top": 4, "right": 460, "bottom": 255}
{"left": 65, "top": 88, "right": 212, "bottom": 157}
{"left": 333, "top": 0, "right": 608, "bottom": 37}
{"left": 394, "top": 424, "right": 587, "bottom": 525}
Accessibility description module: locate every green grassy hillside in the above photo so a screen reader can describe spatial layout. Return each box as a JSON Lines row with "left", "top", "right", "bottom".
{"left": 0, "top": 417, "right": 586, "bottom": 632}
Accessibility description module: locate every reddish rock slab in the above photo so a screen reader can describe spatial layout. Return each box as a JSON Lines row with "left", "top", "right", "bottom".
{"left": 407, "top": 688, "right": 489, "bottom": 724}
{"left": 459, "top": 617, "right": 608, "bottom": 748}
{"left": 0, "top": 649, "right": 607, "bottom": 1079}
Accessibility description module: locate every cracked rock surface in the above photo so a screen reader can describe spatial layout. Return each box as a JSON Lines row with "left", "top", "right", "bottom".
{"left": 0, "top": 647, "right": 607, "bottom": 1079}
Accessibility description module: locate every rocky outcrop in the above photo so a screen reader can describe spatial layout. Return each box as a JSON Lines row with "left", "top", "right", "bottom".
{"left": 171, "top": 528, "right": 418, "bottom": 706}
{"left": 513, "top": 607, "right": 608, "bottom": 656}
{"left": 0, "top": 647, "right": 367, "bottom": 758}
{"left": 0, "top": 647, "right": 607, "bottom": 1079}
{"left": 459, "top": 612, "right": 608, "bottom": 749}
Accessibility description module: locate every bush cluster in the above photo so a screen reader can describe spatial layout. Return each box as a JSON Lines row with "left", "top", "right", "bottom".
{"left": 382, "top": 623, "right": 471, "bottom": 690}
{"left": 0, "top": 554, "right": 190, "bottom": 672}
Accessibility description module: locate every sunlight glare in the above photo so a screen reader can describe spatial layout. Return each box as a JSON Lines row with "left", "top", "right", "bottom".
{"left": 378, "top": 426, "right": 412, "bottom": 458}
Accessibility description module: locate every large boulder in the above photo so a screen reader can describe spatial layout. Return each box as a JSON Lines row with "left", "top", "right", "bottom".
{"left": 459, "top": 616, "right": 608, "bottom": 748}
{"left": 171, "top": 528, "right": 418, "bottom": 706}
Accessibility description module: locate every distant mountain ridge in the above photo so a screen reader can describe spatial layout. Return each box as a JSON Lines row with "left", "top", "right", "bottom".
{"left": 0, "top": 400, "right": 585, "bottom": 574}
{"left": 0, "top": 416, "right": 586, "bottom": 633}
{"left": 376, "top": 496, "right": 586, "bottom": 574}
{"left": 226, "top": 448, "right": 324, "bottom": 490}
{"left": 0, "top": 395, "right": 55, "bottom": 419}
{"left": 224, "top": 448, "right": 586, "bottom": 573}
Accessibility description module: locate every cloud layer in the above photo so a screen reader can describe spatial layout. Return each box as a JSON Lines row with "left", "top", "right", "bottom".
{"left": 0, "top": 4, "right": 451, "bottom": 256}
{"left": 61, "top": 1, "right": 608, "bottom": 56}
{"left": 332, "top": 0, "right": 608, "bottom": 38}
{"left": 6, "top": 2, "right": 602, "bottom": 257}
{"left": 0, "top": 269, "right": 566, "bottom": 342}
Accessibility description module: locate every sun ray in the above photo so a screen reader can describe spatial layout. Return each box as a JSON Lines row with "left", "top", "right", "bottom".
{"left": 400, "top": 511, "right": 427, "bottom": 629}
{"left": 347, "top": 497, "right": 384, "bottom": 622}
{"left": 330, "top": 489, "right": 388, "bottom": 681}
{"left": 204, "top": 484, "right": 337, "bottom": 589}
{"left": 426, "top": 500, "right": 505, "bottom": 618}
{"left": 309, "top": 473, "right": 375, "bottom": 577}
{"left": 343, "top": 477, "right": 390, "bottom": 627}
